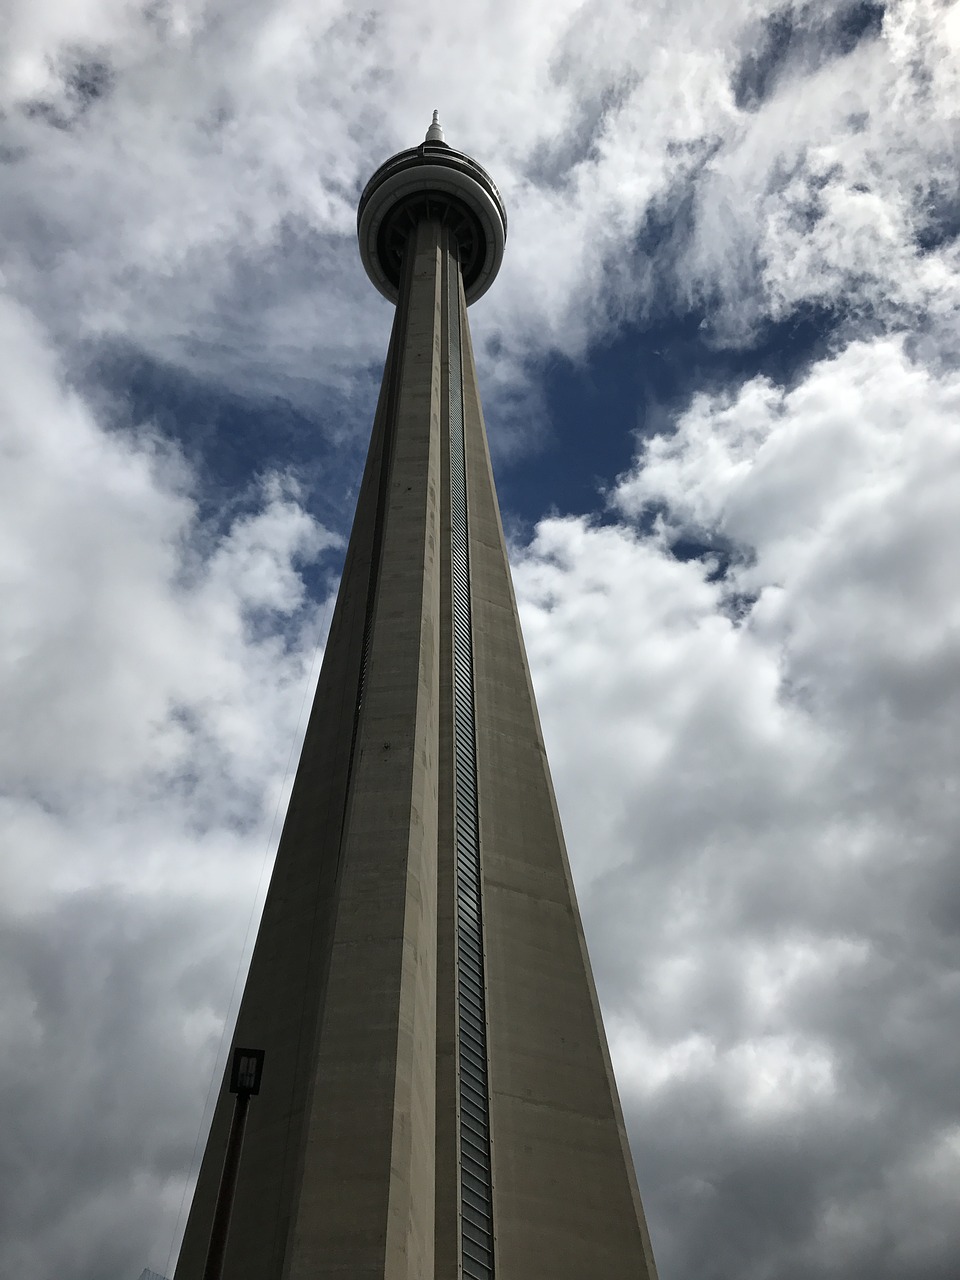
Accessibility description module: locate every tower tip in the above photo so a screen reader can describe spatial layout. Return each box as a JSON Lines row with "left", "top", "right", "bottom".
{"left": 425, "top": 109, "right": 445, "bottom": 143}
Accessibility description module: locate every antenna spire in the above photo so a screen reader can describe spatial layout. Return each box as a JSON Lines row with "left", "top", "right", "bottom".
{"left": 425, "top": 109, "right": 445, "bottom": 143}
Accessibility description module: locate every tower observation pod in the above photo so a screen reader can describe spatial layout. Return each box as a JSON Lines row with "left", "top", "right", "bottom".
{"left": 358, "top": 109, "right": 507, "bottom": 304}
{"left": 174, "top": 115, "right": 659, "bottom": 1280}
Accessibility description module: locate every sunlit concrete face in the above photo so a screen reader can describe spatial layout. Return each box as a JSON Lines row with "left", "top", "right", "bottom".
{"left": 174, "top": 123, "right": 658, "bottom": 1280}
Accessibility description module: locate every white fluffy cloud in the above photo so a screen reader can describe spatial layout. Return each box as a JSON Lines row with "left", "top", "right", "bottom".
{"left": 4, "top": 1, "right": 958, "bottom": 412}
{"left": 2, "top": 0, "right": 960, "bottom": 1277}
{"left": 0, "top": 293, "right": 336, "bottom": 1278}
{"left": 514, "top": 335, "right": 960, "bottom": 1277}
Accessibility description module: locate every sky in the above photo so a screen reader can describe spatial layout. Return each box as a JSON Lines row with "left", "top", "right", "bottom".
{"left": 1, "top": 1, "right": 959, "bottom": 1277}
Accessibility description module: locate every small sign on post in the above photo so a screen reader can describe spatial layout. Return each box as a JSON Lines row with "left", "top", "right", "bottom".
{"left": 229, "top": 1046, "right": 265, "bottom": 1096}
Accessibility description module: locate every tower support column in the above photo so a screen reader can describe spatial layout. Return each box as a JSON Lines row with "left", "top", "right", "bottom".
{"left": 285, "top": 214, "right": 446, "bottom": 1280}
{"left": 176, "top": 216, "right": 449, "bottom": 1280}
{"left": 174, "top": 117, "right": 659, "bottom": 1280}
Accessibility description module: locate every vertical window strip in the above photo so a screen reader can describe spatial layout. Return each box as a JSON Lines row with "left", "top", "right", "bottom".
{"left": 448, "top": 243, "right": 495, "bottom": 1280}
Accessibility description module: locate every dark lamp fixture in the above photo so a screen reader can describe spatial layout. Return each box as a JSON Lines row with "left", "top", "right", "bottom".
{"left": 229, "top": 1047, "right": 265, "bottom": 1096}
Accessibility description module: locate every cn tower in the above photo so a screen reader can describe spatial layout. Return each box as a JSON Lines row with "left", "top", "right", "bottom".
{"left": 174, "top": 113, "right": 658, "bottom": 1280}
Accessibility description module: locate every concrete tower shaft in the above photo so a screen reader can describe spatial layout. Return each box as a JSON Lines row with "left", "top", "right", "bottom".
{"left": 173, "top": 122, "right": 657, "bottom": 1280}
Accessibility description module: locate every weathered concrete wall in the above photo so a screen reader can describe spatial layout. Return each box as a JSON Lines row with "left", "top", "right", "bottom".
{"left": 175, "top": 217, "right": 446, "bottom": 1280}
{"left": 460, "top": 278, "right": 659, "bottom": 1279}
{"left": 175, "top": 217, "right": 659, "bottom": 1280}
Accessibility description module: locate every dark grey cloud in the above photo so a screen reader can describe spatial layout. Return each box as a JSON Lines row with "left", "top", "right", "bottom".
{"left": 0, "top": 891, "right": 223, "bottom": 1280}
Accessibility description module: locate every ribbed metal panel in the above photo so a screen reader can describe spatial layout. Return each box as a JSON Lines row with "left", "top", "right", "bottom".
{"left": 448, "top": 246, "right": 495, "bottom": 1279}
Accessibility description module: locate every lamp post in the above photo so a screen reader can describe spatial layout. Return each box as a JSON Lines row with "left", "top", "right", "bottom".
{"left": 201, "top": 1047, "right": 265, "bottom": 1280}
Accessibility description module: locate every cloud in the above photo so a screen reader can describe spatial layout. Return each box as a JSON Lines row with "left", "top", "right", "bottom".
{"left": 7, "top": 1, "right": 958, "bottom": 417}
{"left": 676, "top": 1, "right": 960, "bottom": 344}
{"left": 0, "top": 293, "right": 336, "bottom": 1279}
{"left": 513, "top": 334, "right": 960, "bottom": 1278}
{"left": 2, "top": 0, "right": 960, "bottom": 1276}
